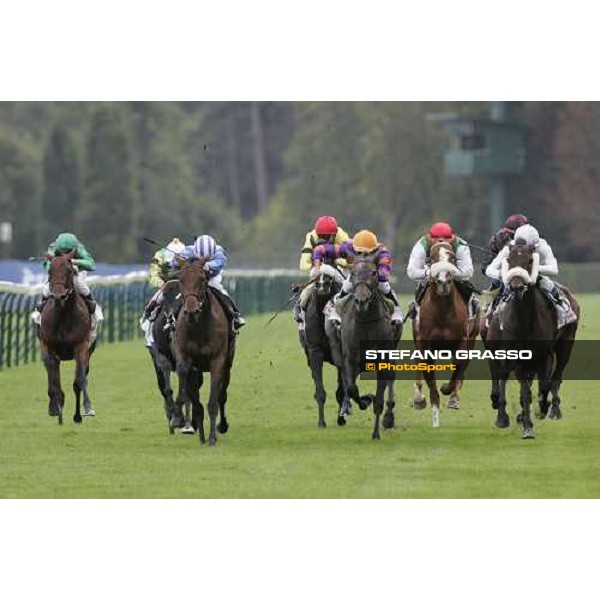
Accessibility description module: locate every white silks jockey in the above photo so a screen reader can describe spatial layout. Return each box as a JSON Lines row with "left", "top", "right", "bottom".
{"left": 485, "top": 224, "right": 577, "bottom": 326}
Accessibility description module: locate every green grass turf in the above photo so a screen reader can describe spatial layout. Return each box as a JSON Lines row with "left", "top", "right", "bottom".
{"left": 1, "top": 295, "right": 599, "bottom": 498}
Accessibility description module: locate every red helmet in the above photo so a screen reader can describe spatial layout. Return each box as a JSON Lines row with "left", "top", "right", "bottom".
{"left": 504, "top": 214, "right": 529, "bottom": 231}
{"left": 315, "top": 216, "right": 338, "bottom": 236}
{"left": 429, "top": 222, "right": 453, "bottom": 239}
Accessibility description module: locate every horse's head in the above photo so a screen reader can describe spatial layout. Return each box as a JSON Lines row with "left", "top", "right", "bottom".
{"left": 178, "top": 258, "right": 208, "bottom": 322}
{"left": 315, "top": 264, "right": 343, "bottom": 298}
{"left": 429, "top": 242, "right": 458, "bottom": 296}
{"left": 350, "top": 259, "right": 378, "bottom": 312}
{"left": 503, "top": 241, "right": 539, "bottom": 299}
{"left": 46, "top": 250, "right": 77, "bottom": 304}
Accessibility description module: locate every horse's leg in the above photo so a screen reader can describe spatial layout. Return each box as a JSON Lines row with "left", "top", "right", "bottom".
{"left": 423, "top": 368, "right": 440, "bottom": 428}
{"left": 218, "top": 367, "right": 230, "bottom": 434}
{"left": 413, "top": 372, "right": 426, "bottom": 410}
{"left": 172, "top": 359, "right": 191, "bottom": 430}
{"left": 335, "top": 368, "right": 346, "bottom": 426}
{"left": 155, "top": 351, "right": 176, "bottom": 432}
{"left": 75, "top": 345, "right": 95, "bottom": 417}
{"left": 495, "top": 367, "right": 510, "bottom": 428}
{"left": 371, "top": 377, "right": 387, "bottom": 441}
{"left": 489, "top": 359, "right": 500, "bottom": 410}
{"left": 518, "top": 371, "right": 535, "bottom": 439}
{"left": 181, "top": 373, "right": 196, "bottom": 435}
{"left": 548, "top": 336, "right": 575, "bottom": 420}
{"left": 382, "top": 378, "right": 396, "bottom": 430}
{"left": 73, "top": 370, "right": 82, "bottom": 424}
{"left": 308, "top": 348, "right": 327, "bottom": 428}
{"left": 43, "top": 352, "right": 63, "bottom": 425}
{"left": 208, "top": 355, "right": 227, "bottom": 446}
{"left": 536, "top": 354, "right": 552, "bottom": 419}
{"left": 190, "top": 371, "right": 205, "bottom": 443}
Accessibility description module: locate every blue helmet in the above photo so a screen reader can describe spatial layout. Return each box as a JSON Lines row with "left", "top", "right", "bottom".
{"left": 194, "top": 235, "right": 216, "bottom": 258}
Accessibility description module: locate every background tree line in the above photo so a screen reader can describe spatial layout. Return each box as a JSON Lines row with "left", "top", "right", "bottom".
{"left": 0, "top": 101, "right": 598, "bottom": 267}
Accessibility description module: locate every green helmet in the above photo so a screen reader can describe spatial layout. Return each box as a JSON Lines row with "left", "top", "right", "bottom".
{"left": 54, "top": 232, "right": 79, "bottom": 253}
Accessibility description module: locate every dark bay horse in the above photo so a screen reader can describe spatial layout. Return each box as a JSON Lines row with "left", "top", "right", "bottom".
{"left": 38, "top": 252, "right": 96, "bottom": 425}
{"left": 172, "top": 259, "right": 235, "bottom": 446}
{"left": 299, "top": 264, "right": 346, "bottom": 428}
{"left": 412, "top": 242, "right": 478, "bottom": 427}
{"left": 484, "top": 242, "right": 579, "bottom": 438}
{"left": 339, "top": 259, "right": 401, "bottom": 441}
{"left": 148, "top": 279, "right": 183, "bottom": 433}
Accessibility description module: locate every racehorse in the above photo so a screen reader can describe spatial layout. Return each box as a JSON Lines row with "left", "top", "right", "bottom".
{"left": 412, "top": 242, "right": 479, "bottom": 427}
{"left": 338, "top": 259, "right": 401, "bottom": 441}
{"left": 38, "top": 252, "right": 96, "bottom": 425}
{"left": 148, "top": 279, "right": 183, "bottom": 433}
{"left": 171, "top": 259, "right": 236, "bottom": 446}
{"left": 484, "top": 241, "right": 579, "bottom": 438}
{"left": 299, "top": 264, "right": 347, "bottom": 428}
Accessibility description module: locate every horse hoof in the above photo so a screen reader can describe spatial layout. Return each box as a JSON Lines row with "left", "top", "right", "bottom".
{"left": 549, "top": 409, "right": 563, "bottom": 420}
{"left": 337, "top": 415, "right": 346, "bottom": 427}
{"left": 382, "top": 414, "right": 395, "bottom": 429}
{"left": 48, "top": 405, "right": 59, "bottom": 417}
{"left": 208, "top": 438, "right": 217, "bottom": 447}
{"left": 73, "top": 414, "right": 82, "bottom": 424}
{"left": 181, "top": 424, "right": 195, "bottom": 435}
{"left": 168, "top": 425, "right": 175, "bottom": 435}
{"left": 447, "top": 398, "right": 460, "bottom": 410}
{"left": 522, "top": 428, "right": 535, "bottom": 439}
{"left": 318, "top": 421, "right": 327, "bottom": 429}
{"left": 440, "top": 383, "right": 452, "bottom": 396}
{"left": 358, "top": 394, "right": 373, "bottom": 410}
{"left": 412, "top": 398, "right": 426, "bottom": 410}
{"left": 82, "top": 408, "right": 95, "bottom": 417}
{"left": 495, "top": 416, "right": 510, "bottom": 428}
{"left": 218, "top": 421, "right": 229, "bottom": 434}
{"left": 371, "top": 432, "right": 380, "bottom": 441}
{"left": 170, "top": 416, "right": 184, "bottom": 429}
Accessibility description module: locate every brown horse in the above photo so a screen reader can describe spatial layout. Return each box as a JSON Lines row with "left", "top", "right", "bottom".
{"left": 38, "top": 252, "right": 96, "bottom": 425}
{"left": 412, "top": 242, "right": 479, "bottom": 427}
{"left": 171, "top": 259, "right": 236, "bottom": 446}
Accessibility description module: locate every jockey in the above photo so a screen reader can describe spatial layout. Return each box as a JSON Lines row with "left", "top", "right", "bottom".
{"left": 485, "top": 224, "right": 574, "bottom": 316}
{"left": 39, "top": 232, "right": 97, "bottom": 314}
{"left": 140, "top": 237, "right": 186, "bottom": 347}
{"left": 482, "top": 213, "right": 529, "bottom": 286}
{"left": 311, "top": 229, "right": 404, "bottom": 325}
{"left": 406, "top": 222, "right": 476, "bottom": 318}
{"left": 294, "top": 215, "right": 350, "bottom": 323}
{"left": 169, "top": 234, "right": 246, "bottom": 332}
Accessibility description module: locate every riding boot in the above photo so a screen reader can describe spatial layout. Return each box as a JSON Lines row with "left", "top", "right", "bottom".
{"left": 36, "top": 295, "right": 50, "bottom": 313}
{"left": 293, "top": 302, "right": 305, "bottom": 324}
{"left": 143, "top": 298, "right": 159, "bottom": 320}
{"left": 383, "top": 290, "right": 405, "bottom": 324}
{"left": 210, "top": 288, "right": 246, "bottom": 332}
{"left": 83, "top": 292, "right": 96, "bottom": 315}
{"left": 328, "top": 289, "right": 350, "bottom": 326}
{"left": 407, "top": 281, "right": 427, "bottom": 320}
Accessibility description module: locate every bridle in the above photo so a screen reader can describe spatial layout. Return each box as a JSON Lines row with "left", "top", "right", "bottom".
{"left": 49, "top": 257, "right": 75, "bottom": 302}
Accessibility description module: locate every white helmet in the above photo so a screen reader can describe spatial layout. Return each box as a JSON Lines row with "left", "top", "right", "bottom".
{"left": 194, "top": 235, "right": 216, "bottom": 258}
{"left": 166, "top": 237, "right": 185, "bottom": 263}
{"left": 514, "top": 224, "right": 540, "bottom": 247}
